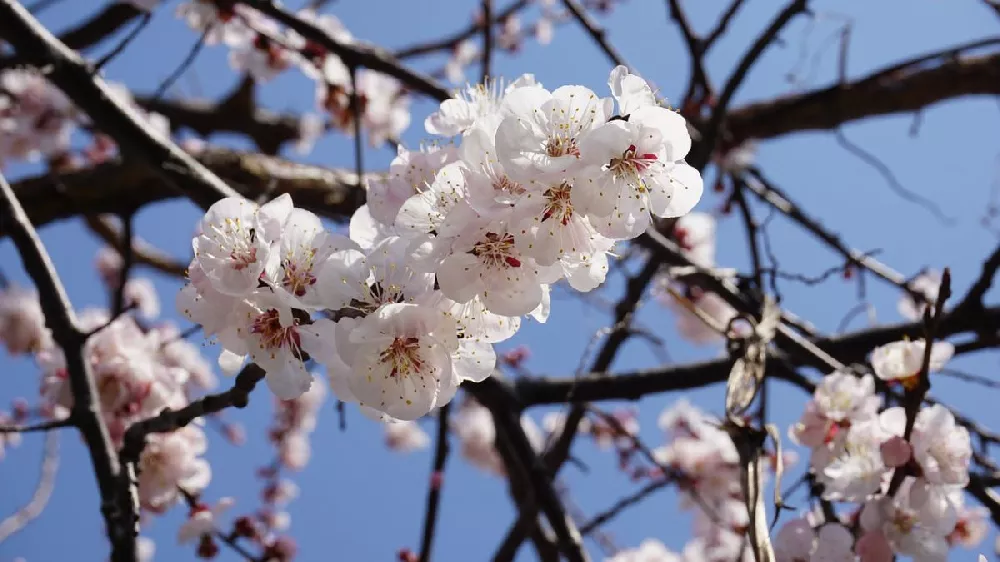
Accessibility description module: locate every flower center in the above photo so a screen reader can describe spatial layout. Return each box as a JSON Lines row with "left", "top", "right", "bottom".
{"left": 379, "top": 337, "right": 424, "bottom": 378}
{"left": 493, "top": 174, "right": 526, "bottom": 197}
{"left": 470, "top": 232, "right": 521, "bottom": 268}
{"left": 282, "top": 249, "right": 319, "bottom": 297}
{"left": 544, "top": 134, "right": 580, "bottom": 158}
{"left": 609, "top": 144, "right": 659, "bottom": 185}
{"left": 251, "top": 309, "right": 301, "bottom": 354}
{"left": 891, "top": 510, "right": 916, "bottom": 535}
{"left": 541, "top": 182, "right": 574, "bottom": 225}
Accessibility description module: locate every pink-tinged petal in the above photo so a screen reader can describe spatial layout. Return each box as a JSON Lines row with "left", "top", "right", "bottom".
{"left": 655, "top": 163, "right": 704, "bottom": 218}
{"left": 630, "top": 105, "right": 692, "bottom": 160}
{"left": 437, "top": 253, "right": 484, "bottom": 304}
{"left": 263, "top": 359, "right": 314, "bottom": 400}
{"left": 452, "top": 340, "right": 496, "bottom": 383}
{"left": 257, "top": 193, "right": 294, "bottom": 241}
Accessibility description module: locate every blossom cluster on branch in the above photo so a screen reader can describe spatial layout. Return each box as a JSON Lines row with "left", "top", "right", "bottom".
{"left": 177, "top": 65, "right": 704, "bottom": 423}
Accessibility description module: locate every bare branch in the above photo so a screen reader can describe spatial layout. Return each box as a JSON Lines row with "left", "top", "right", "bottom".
{"left": 418, "top": 404, "right": 451, "bottom": 562}
{"left": 2, "top": 148, "right": 372, "bottom": 237}
{"left": 727, "top": 50, "right": 1000, "bottom": 142}
{"left": 0, "top": 0, "right": 239, "bottom": 209}
{"left": 244, "top": 0, "right": 451, "bottom": 102}
{"left": 561, "top": 0, "right": 629, "bottom": 68}
{"left": 0, "top": 168, "right": 131, "bottom": 559}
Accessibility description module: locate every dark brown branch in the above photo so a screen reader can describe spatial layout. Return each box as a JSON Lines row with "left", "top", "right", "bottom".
{"left": 0, "top": 168, "right": 131, "bottom": 559}
{"left": 394, "top": 0, "right": 531, "bottom": 59}
{"left": 579, "top": 476, "right": 668, "bottom": 535}
{"left": 517, "top": 302, "right": 1000, "bottom": 405}
{"left": 466, "top": 379, "right": 589, "bottom": 562}
{"left": 0, "top": 3, "right": 143, "bottom": 69}
{"left": 0, "top": 0, "right": 239, "bottom": 210}
{"left": 136, "top": 77, "right": 303, "bottom": 155}
{"left": 0, "top": 418, "right": 74, "bottom": 434}
{"left": 84, "top": 216, "right": 188, "bottom": 279}
{"left": 560, "top": 0, "right": 629, "bottom": 68}
{"left": 727, "top": 51, "right": 1000, "bottom": 142}
{"left": 704, "top": 0, "right": 747, "bottom": 49}
{"left": 741, "top": 168, "right": 925, "bottom": 302}
{"left": 956, "top": 243, "right": 1000, "bottom": 313}
{"left": 418, "top": 404, "right": 451, "bottom": 562}
{"left": 119, "top": 364, "right": 265, "bottom": 466}
{"left": 2, "top": 148, "right": 372, "bottom": 237}
{"left": 481, "top": 0, "right": 494, "bottom": 83}
{"left": 244, "top": 0, "right": 451, "bottom": 102}
{"left": 693, "top": 0, "right": 808, "bottom": 168}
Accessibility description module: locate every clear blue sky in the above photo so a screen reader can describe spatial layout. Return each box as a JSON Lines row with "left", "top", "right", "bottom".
{"left": 1, "top": 0, "right": 999, "bottom": 560}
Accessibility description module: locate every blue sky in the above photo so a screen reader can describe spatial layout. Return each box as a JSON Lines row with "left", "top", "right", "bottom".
{"left": 1, "top": 0, "right": 999, "bottom": 561}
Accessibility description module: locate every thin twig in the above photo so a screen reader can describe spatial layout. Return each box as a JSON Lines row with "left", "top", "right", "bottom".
{"left": 151, "top": 28, "right": 209, "bottom": 101}
{"left": 0, "top": 168, "right": 131, "bottom": 559}
{"left": 560, "top": 0, "right": 629, "bottom": 68}
{"left": 418, "top": 404, "right": 452, "bottom": 562}
{"left": 0, "top": 418, "right": 74, "bottom": 434}
{"left": 481, "top": 0, "right": 494, "bottom": 83}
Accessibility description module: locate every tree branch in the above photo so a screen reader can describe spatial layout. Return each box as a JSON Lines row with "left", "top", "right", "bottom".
{"left": 0, "top": 433, "right": 59, "bottom": 542}
{"left": 243, "top": 0, "right": 451, "bottom": 102}
{"left": 727, "top": 50, "right": 1000, "bottom": 142}
{"left": 418, "top": 404, "right": 451, "bottom": 562}
{"left": 0, "top": 168, "right": 132, "bottom": 560}
{"left": 2, "top": 148, "right": 372, "bottom": 237}
{"left": 0, "top": 0, "right": 239, "bottom": 210}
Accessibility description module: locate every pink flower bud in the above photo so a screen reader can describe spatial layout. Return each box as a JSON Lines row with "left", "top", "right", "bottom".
{"left": 880, "top": 436, "right": 912, "bottom": 468}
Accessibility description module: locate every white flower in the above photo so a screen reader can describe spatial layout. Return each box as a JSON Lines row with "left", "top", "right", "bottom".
{"left": 870, "top": 339, "right": 954, "bottom": 384}
{"left": 860, "top": 478, "right": 958, "bottom": 562}
{"left": 443, "top": 40, "right": 479, "bottom": 85}
{"left": 608, "top": 65, "right": 657, "bottom": 115}
{"left": 138, "top": 426, "right": 211, "bottom": 513}
{"left": 305, "top": 303, "right": 460, "bottom": 420}
{"left": 0, "top": 69, "right": 75, "bottom": 164}
{"left": 818, "top": 419, "right": 890, "bottom": 502}
{"left": 774, "top": 518, "right": 854, "bottom": 562}
{"left": 177, "top": 497, "right": 234, "bottom": 544}
{"left": 316, "top": 236, "right": 435, "bottom": 314}
{"left": 880, "top": 405, "right": 971, "bottom": 488}
{"left": 436, "top": 219, "right": 546, "bottom": 317}
{"left": 192, "top": 194, "right": 292, "bottom": 297}
{"left": 0, "top": 285, "right": 52, "bottom": 354}
{"left": 495, "top": 84, "right": 611, "bottom": 183}
{"left": 357, "top": 70, "right": 411, "bottom": 146}
{"left": 426, "top": 74, "right": 538, "bottom": 137}
{"left": 672, "top": 212, "right": 716, "bottom": 269}
{"left": 813, "top": 372, "right": 881, "bottom": 424}
{"left": 228, "top": 14, "right": 296, "bottom": 81}
{"left": 122, "top": 278, "right": 161, "bottom": 319}
{"left": 898, "top": 270, "right": 942, "bottom": 321}
{"left": 384, "top": 420, "right": 431, "bottom": 452}
{"left": 509, "top": 178, "right": 614, "bottom": 268}
{"left": 366, "top": 144, "right": 458, "bottom": 225}
{"left": 606, "top": 539, "right": 679, "bottom": 562}
{"left": 0, "top": 412, "right": 22, "bottom": 460}
{"left": 263, "top": 207, "right": 355, "bottom": 309}
{"left": 576, "top": 107, "right": 702, "bottom": 239}
{"left": 215, "top": 291, "right": 319, "bottom": 399}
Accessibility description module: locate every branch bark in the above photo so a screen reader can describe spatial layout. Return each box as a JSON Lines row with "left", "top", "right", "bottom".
{"left": 727, "top": 51, "right": 1000, "bottom": 142}
{"left": 0, "top": 0, "right": 238, "bottom": 210}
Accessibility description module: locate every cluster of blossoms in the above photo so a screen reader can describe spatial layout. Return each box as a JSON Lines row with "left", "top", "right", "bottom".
{"left": 780, "top": 338, "right": 984, "bottom": 562}
{"left": 177, "top": 65, "right": 703, "bottom": 424}
{"left": 123, "top": 0, "right": 410, "bottom": 147}
{"left": 0, "top": 261, "right": 217, "bottom": 521}
{"left": 0, "top": 68, "right": 171, "bottom": 168}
